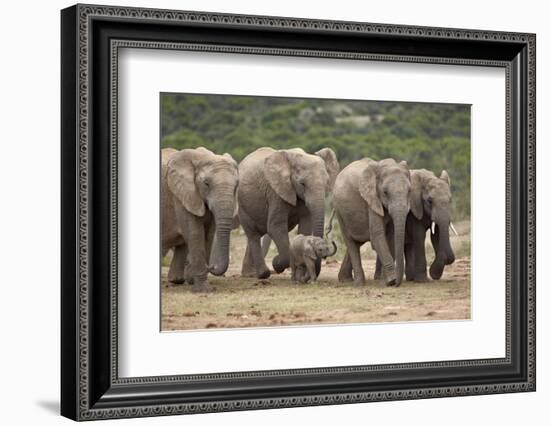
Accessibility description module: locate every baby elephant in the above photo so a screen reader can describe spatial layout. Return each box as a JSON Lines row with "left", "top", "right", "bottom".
{"left": 290, "top": 235, "right": 337, "bottom": 283}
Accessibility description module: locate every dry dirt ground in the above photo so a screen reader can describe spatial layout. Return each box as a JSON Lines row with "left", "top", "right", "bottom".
{"left": 161, "top": 221, "right": 471, "bottom": 331}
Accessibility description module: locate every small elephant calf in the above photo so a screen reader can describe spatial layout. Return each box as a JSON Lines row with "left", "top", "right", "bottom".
{"left": 289, "top": 235, "right": 337, "bottom": 283}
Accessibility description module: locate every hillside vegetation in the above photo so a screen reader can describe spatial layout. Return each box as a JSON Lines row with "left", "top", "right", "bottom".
{"left": 161, "top": 94, "right": 470, "bottom": 218}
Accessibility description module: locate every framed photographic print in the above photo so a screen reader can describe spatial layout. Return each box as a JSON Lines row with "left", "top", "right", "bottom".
{"left": 61, "top": 4, "right": 536, "bottom": 421}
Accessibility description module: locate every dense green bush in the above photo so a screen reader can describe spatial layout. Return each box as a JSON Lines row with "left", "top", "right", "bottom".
{"left": 161, "top": 94, "right": 470, "bottom": 219}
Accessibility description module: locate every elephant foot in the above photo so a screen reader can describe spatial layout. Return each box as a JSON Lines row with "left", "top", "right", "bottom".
{"left": 272, "top": 255, "right": 289, "bottom": 274}
{"left": 241, "top": 263, "right": 256, "bottom": 277}
{"left": 191, "top": 282, "right": 214, "bottom": 293}
{"left": 168, "top": 268, "right": 187, "bottom": 284}
{"left": 256, "top": 268, "right": 271, "bottom": 279}
{"left": 353, "top": 277, "right": 366, "bottom": 286}
{"left": 373, "top": 270, "right": 382, "bottom": 280}
{"left": 338, "top": 267, "right": 353, "bottom": 282}
{"left": 295, "top": 267, "right": 307, "bottom": 283}
{"left": 168, "top": 276, "right": 185, "bottom": 285}
{"left": 382, "top": 265, "right": 400, "bottom": 286}
{"left": 338, "top": 273, "right": 353, "bottom": 283}
{"left": 414, "top": 273, "right": 429, "bottom": 283}
{"left": 183, "top": 268, "right": 195, "bottom": 284}
{"left": 383, "top": 268, "right": 397, "bottom": 286}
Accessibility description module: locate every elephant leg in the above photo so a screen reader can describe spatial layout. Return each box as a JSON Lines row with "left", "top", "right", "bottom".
{"left": 241, "top": 243, "right": 257, "bottom": 277}
{"left": 341, "top": 234, "right": 365, "bottom": 286}
{"left": 338, "top": 250, "right": 353, "bottom": 282}
{"left": 304, "top": 257, "right": 317, "bottom": 282}
{"left": 290, "top": 255, "right": 297, "bottom": 282}
{"left": 413, "top": 226, "right": 429, "bottom": 282}
{"left": 374, "top": 255, "right": 383, "bottom": 280}
{"left": 180, "top": 215, "right": 212, "bottom": 293}
{"left": 297, "top": 213, "right": 322, "bottom": 277}
{"left": 239, "top": 208, "right": 270, "bottom": 278}
{"left": 260, "top": 235, "right": 272, "bottom": 258}
{"left": 247, "top": 234, "right": 271, "bottom": 279}
{"left": 405, "top": 242, "right": 416, "bottom": 281}
{"left": 296, "top": 266, "right": 308, "bottom": 283}
{"left": 369, "top": 214, "right": 397, "bottom": 286}
{"left": 267, "top": 202, "right": 292, "bottom": 273}
{"left": 268, "top": 225, "right": 291, "bottom": 274}
{"left": 168, "top": 244, "right": 187, "bottom": 284}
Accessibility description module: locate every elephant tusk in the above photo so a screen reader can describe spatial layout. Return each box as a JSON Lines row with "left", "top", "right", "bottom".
{"left": 450, "top": 222, "right": 459, "bottom": 236}
{"left": 431, "top": 222, "right": 436, "bottom": 235}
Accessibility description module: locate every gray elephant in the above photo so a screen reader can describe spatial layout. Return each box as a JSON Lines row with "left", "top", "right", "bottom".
{"left": 333, "top": 158, "right": 411, "bottom": 286}
{"left": 161, "top": 147, "right": 238, "bottom": 292}
{"left": 238, "top": 147, "right": 339, "bottom": 279}
{"left": 289, "top": 235, "right": 337, "bottom": 283}
{"left": 248, "top": 147, "right": 340, "bottom": 268}
{"left": 374, "top": 169, "right": 456, "bottom": 281}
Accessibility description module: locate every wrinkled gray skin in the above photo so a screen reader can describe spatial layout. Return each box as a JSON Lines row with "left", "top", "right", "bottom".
{"left": 238, "top": 147, "right": 339, "bottom": 279}
{"left": 289, "top": 235, "right": 337, "bottom": 283}
{"left": 375, "top": 169, "right": 455, "bottom": 281}
{"left": 247, "top": 148, "right": 340, "bottom": 275}
{"left": 161, "top": 147, "right": 238, "bottom": 293}
{"left": 333, "top": 158, "right": 411, "bottom": 286}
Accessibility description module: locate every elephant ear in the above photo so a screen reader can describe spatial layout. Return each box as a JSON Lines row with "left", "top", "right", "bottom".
{"left": 264, "top": 151, "right": 297, "bottom": 206}
{"left": 223, "top": 152, "right": 238, "bottom": 169}
{"left": 166, "top": 150, "right": 206, "bottom": 217}
{"left": 410, "top": 172, "right": 424, "bottom": 220}
{"left": 359, "top": 162, "right": 384, "bottom": 217}
{"left": 315, "top": 148, "right": 340, "bottom": 191}
{"left": 440, "top": 170, "right": 451, "bottom": 188}
{"left": 399, "top": 160, "right": 411, "bottom": 179}
{"left": 195, "top": 146, "right": 214, "bottom": 156}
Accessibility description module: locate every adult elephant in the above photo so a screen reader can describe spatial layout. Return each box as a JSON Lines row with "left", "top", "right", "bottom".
{"left": 161, "top": 147, "right": 238, "bottom": 292}
{"left": 334, "top": 158, "right": 411, "bottom": 286}
{"left": 247, "top": 147, "right": 340, "bottom": 271}
{"left": 375, "top": 169, "right": 456, "bottom": 281}
{"left": 238, "top": 147, "right": 339, "bottom": 279}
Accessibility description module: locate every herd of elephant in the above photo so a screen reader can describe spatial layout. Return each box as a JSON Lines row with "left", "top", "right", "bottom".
{"left": 161, "top": 146, "right": 456, "bottom": 293}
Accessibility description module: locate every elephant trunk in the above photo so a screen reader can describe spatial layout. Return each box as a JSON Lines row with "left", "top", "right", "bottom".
{"left": 307, "top": 194, "right": 326, "bottom": 276}
{"left": 429, "top": 215, "right": 455, "bottom": 280}
{"left": 392, "top": 214, "right": 407, "bottom": 286}
{"left": 327, "top": 241, "right": 337, "bottom": 257}
{"left": 308, "top": 196, "right": 326, "bottom": 238}
{"left": 208, "top": 193, "right": 235, "bottom": 276}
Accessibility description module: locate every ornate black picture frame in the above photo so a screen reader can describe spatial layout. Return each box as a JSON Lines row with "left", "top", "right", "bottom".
{"left": 61, "top": 4, "right": 536, "bottom": 421}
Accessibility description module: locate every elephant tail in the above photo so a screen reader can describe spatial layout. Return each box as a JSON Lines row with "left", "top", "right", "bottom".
{"left": 325, "top": 208, "right": 337, "bottom": 238}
